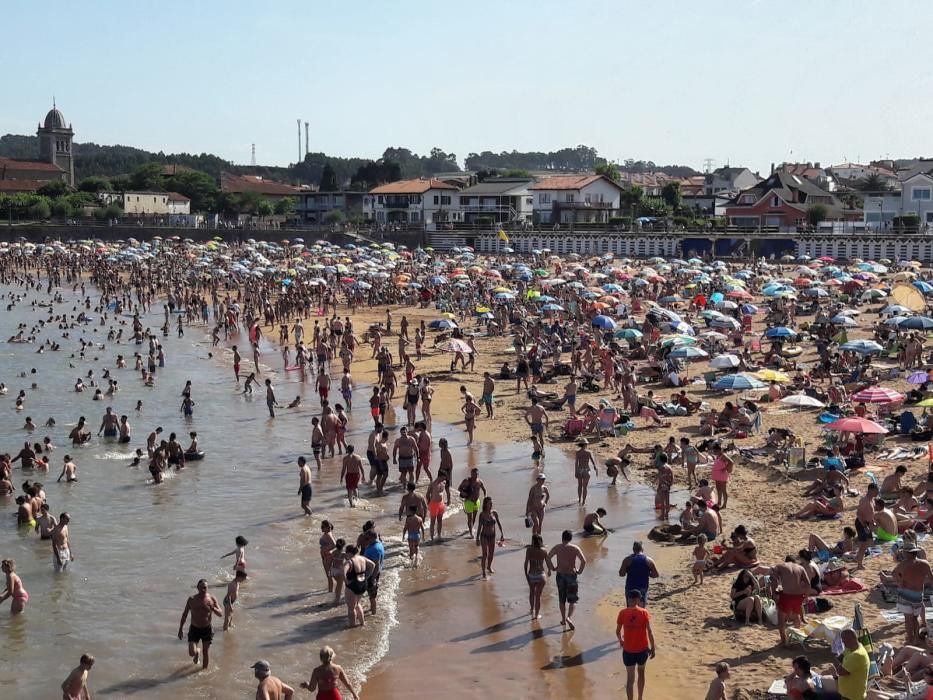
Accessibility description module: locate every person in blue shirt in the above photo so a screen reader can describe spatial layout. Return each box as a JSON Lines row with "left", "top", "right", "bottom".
{"left": 362, "top": 528, "right": 385, "bottom": 616}
{"left": 618, "top": 541, "right": 660, "bottom": 605}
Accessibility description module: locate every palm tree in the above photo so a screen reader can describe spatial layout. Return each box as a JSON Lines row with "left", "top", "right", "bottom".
{"left": 857, "top": 173, "right": 890, "bottom": 193}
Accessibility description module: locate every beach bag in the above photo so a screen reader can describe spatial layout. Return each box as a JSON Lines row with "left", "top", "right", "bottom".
{"left": 458, "top": 481, "right": 470, "bottom": 500}
{"left": 762, "top": 598, "right": 779, "bottom": 625}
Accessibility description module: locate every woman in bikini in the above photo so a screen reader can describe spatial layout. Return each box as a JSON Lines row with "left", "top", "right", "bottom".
{"left": 319, "top": 521, "right": 337, "bottom": 594}
{"left": 420, "top": 378, "right": 433, "bottom": 424}
{"left": 300, "top": 645, "right": 359, "bottom": 700}
{"left": 334, "top": 405, "right": 348, "bottom": 455}
{"left": 330, "top": 538, "right": 346, "bottom": 605}
{"left": 0, "top": 559, "right": 28, "bottom": 614}
{"left": 462, "top": 396, "right": 481, "bottom": 445}
{"left": 475, "top": 496, "right": 504, "bottom": 580}
{"left": 524, "top": 533, "right": 548, "bottom": 619}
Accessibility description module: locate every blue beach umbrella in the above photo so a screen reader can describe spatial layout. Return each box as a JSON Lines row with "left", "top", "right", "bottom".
{"left": 668, "top": 346, "right": 709, "bottom": 360}
{"left": 614, "top": 328, "right": 643, "bottom": 340}
{"left": 428, "top": 319, "right": 458, "bottom": 330}
{"left": 914, "top": 281, "right": 933, "bottom": 294}
{"left": 840, "top": 339, "right": 883, "bottom": 355}
{"left": 897, "top": 316, "right": 933, "bottom": 331}
{"left": 713, "top": 373, "right": 765, "bottom": 391}
{"left": 591, "top": 315, "right": 617, "bottom": 330}
{"left": 764, "top": 326, "right": 797, "bottom": 338}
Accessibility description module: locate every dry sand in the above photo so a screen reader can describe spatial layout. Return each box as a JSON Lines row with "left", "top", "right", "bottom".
{"left": 279, "top": 293, "right": 927, "bottom": 700}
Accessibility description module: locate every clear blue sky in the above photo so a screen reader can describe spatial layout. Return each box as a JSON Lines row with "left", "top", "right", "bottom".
{"left": 5, "top": 0, "right": 931, "bottom": 174}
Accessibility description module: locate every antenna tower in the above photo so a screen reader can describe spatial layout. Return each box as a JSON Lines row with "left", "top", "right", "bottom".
{"left": 304, "top": 122, "right": 309, "bottom": 156}
{"left": 702, "top": 158, "right": 716, "bottom": 173}
{"left": 297, "top": 119, "right": 302, "bottom": 164}
{"left": 251, "top": 144, "right": 256, "bottom": 167}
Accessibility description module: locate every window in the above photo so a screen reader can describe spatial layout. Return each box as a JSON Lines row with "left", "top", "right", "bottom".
{"left": 739, "top": 194, "right": 756, "bottom": 204}
{"left": 440, "top": 195, "right": 451, "bottom": 205}
{"left": 538, "top": 193, "right": 551, "bottom": 205}
{"left": 912, "top": 187, "right": 931, "bottom": 201}
{"left": 377, "top": 195, "right": 384, "bottom": 204}
{"left": 585, "top": 194, "right": 591, "bottom": 203}
{"left": 771, "top": 195, "right": 780, "bottom": 207}
{"left": 461, "top": 196, "right": 471, "bottom": 206}
{"left": 566, "top": 194, "right": 575, "bottom": 203}
{"left": 526, "top": 197, "right": 533, "bottom": 205}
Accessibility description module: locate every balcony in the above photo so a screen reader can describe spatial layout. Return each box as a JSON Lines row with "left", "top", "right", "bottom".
{"left": 553, "top": 200, "right": 612, "bottom": 209}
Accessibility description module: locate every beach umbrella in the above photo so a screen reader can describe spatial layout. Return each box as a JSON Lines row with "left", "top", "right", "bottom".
{"left": 428, "top": 319, "right": 458, "bottom": 330}
{"left": 914, "top": 281, "right": 933, "bottom": 295}
{"left": 830, "top": 315, "right": 858, "bottom": 327}
{"left": 881, "top": 304, "right": 912, "bottom": 315}
{"left": 907, "top": 371, "right": 930, "bottom": 385}
{"left": 614, "top": 328, "right": 643, "bottom": 340}
{"left": 541, "top": 303, "right": 565, "bottom": 312}
{"left": 764, "top": 327, "right": 797, "bottom": 339}
{"left": 823, "top": 417, "right": 888, "bottom": 434}
{"left": 861, "top": 289, "right": 887, "bottom": 300}
{"left": 668, "top": 346, "right": 709, "bottom": 360}
{"left": 756, "top": 369, "right": 791, "bottom": 383}
{"left": 713, "top": 373, "right": 765, "bottom": 391}
{"left": 916, "top": 398, "right": 933, "bottom": 407}
{"left": 896, "top": 316, "right": 933, "bottom": 331}
{"left": 437, "top": 339, "right": 473, "bottom": 354}
{"left": 699, "top": 330, "right": 728, "bottom": 341}
{"left": 781, "top": 394, "right": 825, "bottom": 409}
{"left": 740, "top": 303, "right": 759, "bottom": 315}
{"left": 591, "top": 315, "right": 617, "bottom": 330}
{"left": 659, "top": 334, "right": 697, "bottom": 348}
{"left": 883, "top": 315, "right": 912, "bottom": 327}
{"left": 710, "top": 317, "right": 740, "bottom": 330}
{"left": 710, "top": 354, "right": 740, "bottom": 369}
{"left": 804, "top": 287, "right": 829, "bottom": 297}
{"left": 839, "top": 339, "right": 883, "bottom": 355}
{"left": 715, "top": 300, "right": 738, "bottom": 310}
{"left": 709, "top": 292, "right": 724, "bottom": 304}
{"left": 851, "top": 387, "right": 904, "bottom": 404}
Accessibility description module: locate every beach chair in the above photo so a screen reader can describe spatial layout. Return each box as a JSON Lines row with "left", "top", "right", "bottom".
{"left": 750, "top": 338, "right": 762, "bottom": 354}
{"left": 596, "top": 408, "right": 621, "bottom": 437}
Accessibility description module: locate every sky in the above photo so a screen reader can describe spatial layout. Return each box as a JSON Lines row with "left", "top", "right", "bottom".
{"left": 4, "top": 0, "right": 933, "bottom": 175}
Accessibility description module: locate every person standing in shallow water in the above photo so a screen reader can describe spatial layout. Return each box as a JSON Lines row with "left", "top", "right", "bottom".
{"left": 300, "top": 646, "right": 359, "bottom": 700}
{"left": 0, "top": 559, "right": 28, "bottom": 614}
{"left": 178, "top": 578, "right": 223, "bottom": 670}
{"left": 524, "top": 534, "right": 548, "bottom": 620}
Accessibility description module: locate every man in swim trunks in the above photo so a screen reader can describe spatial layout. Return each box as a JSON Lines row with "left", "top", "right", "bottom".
{"left": 374, "top": 429, "right": 390, "bottom": 496}
{"left": 426, "top": 475, "right": 447, "bottom": 540}
{"left": 339, "top": 445, "right": 363, "bottom": 508}
{"left": 458, "top": 468, "right": 487, "bottom": 537}
{"left": 873, "top": 497, "right": 899, "bottom": 544}
{"left": 524, "top": 398, "right": 550, "bottom": 440}
{"left": 403, "top": 505, "right": 425, "bottom": 566}
{"left": 35, "top": 503, "right": 57, "bottom": 540}
{"left": 481, "top": 371, "right": 495, "bottom": 418}
{"left": 310, "top": 417, "right": 324, "bottom": 470}
{"left": 50, "top": 512, "right": 74, "bottom": 572}
{"left": 316, "top": 367, "right": 331, "bottom": 408}
{"left": 97, "top": 406, "right": 118, "bottom": 438}
{"left": 893, "top": 547, "right": 933, "bottom": 645}
{"left": 178, "top": 579, "right": 223, "bottom": 670}
{"left": 398, "top": 481, "right": 427, "bottom": 522}
{"left": 297, "top": 456, "right": 313, "bottom": 516}
{"left": 547, "top": 530, "right": 586, "bottom": 630}
{"left": 393, "top": 426, "right": 417, "bottom": 485}
{"left": 771, "top": 556, "right": 811, "bottom": 647}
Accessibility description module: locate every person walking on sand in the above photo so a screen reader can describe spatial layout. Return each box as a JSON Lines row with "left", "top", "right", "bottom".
{"left": 524, "top": 533, "right": 548, "bottom": 620}
{"left": 426, "top": 475, "right": 447, "bottom": 540}
{"left": 178, "top": 579, "right": 223, "bottom": 669}
{"left": 481, "top": 371, "right": 495, "bottom": 418}
{"left": 547, "top": 530, "right": 586, "bottom": 630}
{"left": 476, "top": 496, "right": 504, "bottom": 579}
{"left": 250, "top": 659, "right": 294, "bottom": 700}
{"left": 618, "top": 541, "right": 660, "bottom": 605}
{"left": 573, "top": 440, "right": 598, "bottom": 506}
{"left": 616, "top": 589, "right": 656, "bottom": 700}
{"left": 525, "top": 473, "right": 550, "bottom": 536}
{"left": 458, "top": 468, "right": 487, "bottom": 536}
{"left": 61, "top": 654, "right": 94, "bottom": 700}
{"left": 300, "top": 646, "right": 359, "bottom": 700}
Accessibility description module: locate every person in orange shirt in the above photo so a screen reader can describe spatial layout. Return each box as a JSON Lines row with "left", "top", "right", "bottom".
{"left": 616, "top": 590, "right": 656, "bottom": 700}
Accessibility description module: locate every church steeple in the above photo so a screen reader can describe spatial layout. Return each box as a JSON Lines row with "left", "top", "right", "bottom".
{"left": 37, "top": 101, "right": 75, "bottom": 187}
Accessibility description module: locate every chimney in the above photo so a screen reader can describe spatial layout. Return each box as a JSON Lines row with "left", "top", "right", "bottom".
{"left": 770, "top": 162, "right": 775, "bottom": 174}
{"left": 814, "top": 161, "right": 821, "bottom": 169}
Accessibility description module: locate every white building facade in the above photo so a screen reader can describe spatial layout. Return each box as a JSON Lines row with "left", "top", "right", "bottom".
{"left": 364, "top": 179, "right": 461, "bottom": 227}
{"left": 529, "top": 175, "right": 622, "bottom": 225}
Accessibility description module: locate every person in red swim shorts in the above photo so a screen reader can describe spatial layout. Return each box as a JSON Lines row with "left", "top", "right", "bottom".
{"left": 340, "top": 445, "right": 363, "bottom": 508}
{"left": 300, "top": 646, "right": 359, "bottom": 700}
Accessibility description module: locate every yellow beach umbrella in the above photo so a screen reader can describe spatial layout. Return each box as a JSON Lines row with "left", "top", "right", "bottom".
{"left": 756, "top": 369, "right": 790, "bottom": 383}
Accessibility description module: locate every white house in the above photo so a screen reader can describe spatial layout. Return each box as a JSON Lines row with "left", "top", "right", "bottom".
{"left": 456, "top": 177, "right": 534, "bottom": 225}
{"left": 166, "top": 192, "right": 191, "bottom": 215}
{"left": 364, "top": 178, "right": 461, "bottom": 227}
{"left": 528, "top": 174, "right": 623, "bottom": 225}
{"left": 703, "top": 167, "right": 760, "bottom": 195}
{"left": 99, "top": 191, "right": 170, "bottom": 216}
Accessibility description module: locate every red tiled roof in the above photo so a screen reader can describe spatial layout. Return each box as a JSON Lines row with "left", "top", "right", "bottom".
{"left": 221, "top": 172, "right": 301, "bottom": 196}
{"left": 0, "top": 158, "right": 64, "bottom": 173}
{"left": 0, "top": 179, "right": 45, "bottom": 193}
{"left": 369, "top": 178, "right": 459, "bottom": 194}
{"left": 529, "top": 174, "right": 618, "bottom": 191}
{"left": 165, "top": 191, "right": 190, "bottom": 202}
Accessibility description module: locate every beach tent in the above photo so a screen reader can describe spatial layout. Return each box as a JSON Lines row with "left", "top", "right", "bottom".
{"left": 892, "top": 283, "right": 926, "bottom": 311}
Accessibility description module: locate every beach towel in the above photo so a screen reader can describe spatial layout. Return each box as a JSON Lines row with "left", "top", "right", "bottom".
{"left": 820, "top": 579, "right": 869, "bottom": 596}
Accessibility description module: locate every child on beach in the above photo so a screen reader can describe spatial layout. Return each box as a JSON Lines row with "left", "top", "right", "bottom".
{"left": 532, "top": 433, "right": 544, "bottom": 468}
{"left": 704, "top": 662, "right": 730, "bottom": 700}
{"left": 223, "top": 569, "right": 247, "bottom": 631}
{"left": 403, "top": 505, "right": 425, "bottom": 566}
{"left": 221, "top": 535, "right": 248, "bottom": 573}
{"left": 692, "top": 534, "right": 710, "bottom": 585}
